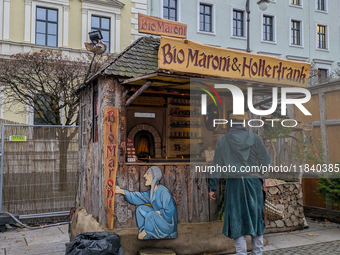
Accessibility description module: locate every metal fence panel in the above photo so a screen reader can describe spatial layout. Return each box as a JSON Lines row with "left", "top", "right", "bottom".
{"left": 0, "top": 124, "right": 78, "bottom": 216}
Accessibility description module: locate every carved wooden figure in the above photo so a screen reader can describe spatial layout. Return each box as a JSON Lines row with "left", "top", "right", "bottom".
{"left": 115, "top": 166, "right": 178, "bottom": 240}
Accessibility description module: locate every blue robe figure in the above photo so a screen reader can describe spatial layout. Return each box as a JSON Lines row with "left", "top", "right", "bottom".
{"left": 116, "top": 166, "right": 177, "bottom": 240}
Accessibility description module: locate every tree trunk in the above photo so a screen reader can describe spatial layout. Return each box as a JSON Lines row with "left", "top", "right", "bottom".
{"left": 58, "top": 129, "right": 70, "bottom": 192}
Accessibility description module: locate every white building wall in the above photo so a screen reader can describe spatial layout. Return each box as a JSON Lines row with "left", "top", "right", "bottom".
{"left": 148, "top": 0, "right": 340, "bottom": 74}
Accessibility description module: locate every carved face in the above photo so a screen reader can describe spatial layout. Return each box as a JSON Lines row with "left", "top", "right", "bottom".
{"left": 144, "top": 170, "right": 153, "bottom": 186}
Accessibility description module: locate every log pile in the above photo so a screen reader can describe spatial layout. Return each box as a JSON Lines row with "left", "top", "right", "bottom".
{"left": 265, "top": 180, "right": 305, "bottom": 229}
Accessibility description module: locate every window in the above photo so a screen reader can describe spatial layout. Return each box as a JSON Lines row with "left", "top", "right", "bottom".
{"left": 233, "top": 10, "right": 244, "bottom": 37}
{"left": 33, "top": 94, "right": 56, "bottom": 139}
{"left": 317, "top": 0, "right": 325, "bottom": 10}
{"left": 318, "top": 68, "right": 328, "bottom": 83}
{"left": 199, "top": 3, "right": 212, "bottom": 32}
{"left": 91, "top": 16, "right": 110, "bottom": 52}
{"left": 35, "top": 7, "right": 58, "bottom": 47}
{"left": 291, "top": 20, "right": 301, "bottom": 45}
{"left": 93, "top": 84, "right": 98, "bottom": 143}
{"left": 81, "top": 105, "right": 87, "bottom": 147}
{"left": 291, "top": 0, "right": 301, "bottom": 5}
{"left": 317, "top": 25, "right": 326, "bottom": 49}
{"left": 263, "top": 15, "right": 274, "bottom": 41}
{"left": 34, "top": 95, "right": 55, "bottom": 125}
{"left": 163, "top": 0, "right": 177, "bottom": 21}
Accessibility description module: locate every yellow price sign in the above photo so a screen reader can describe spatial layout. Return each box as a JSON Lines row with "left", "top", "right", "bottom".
{"left": 9, "top": 136, "right": 26, "bottom": 141}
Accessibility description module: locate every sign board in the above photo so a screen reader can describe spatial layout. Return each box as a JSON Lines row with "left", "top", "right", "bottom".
{"left": 158, "top": 37, "right": 310, "bottom": 87}
{"left": 134, "top": 112, "right": 156, "bottom": 118}
{"left": 103, "top": 106, "right": 119, "bottom": 230}
{"left": 126, "top": 138, "right": 136, "bottom": 162}
{"left": 138, "top": 13, "right": 187, "bottom": 38}
{"left": 129, "top": 96, "right": 166, "bottom": 106}
{"left": 9, "top": 136, "right": 26, "bottom": 141}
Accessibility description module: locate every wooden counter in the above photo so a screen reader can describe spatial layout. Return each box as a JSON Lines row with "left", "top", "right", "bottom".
{"left": 124, "top": 158, "right": 208, "bottom": 166}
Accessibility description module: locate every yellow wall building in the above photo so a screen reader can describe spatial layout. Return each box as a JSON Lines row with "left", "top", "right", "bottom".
{"left": 0, "top": 0, "right": 148, "bottom": 124}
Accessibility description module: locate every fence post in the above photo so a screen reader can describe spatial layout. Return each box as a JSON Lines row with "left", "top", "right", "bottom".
{"left": 0, "top": 124, "right": 5, "bottom": 212}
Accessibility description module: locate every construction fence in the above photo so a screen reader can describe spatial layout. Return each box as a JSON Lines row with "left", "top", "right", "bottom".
{"left": 0, "top": 121, "right": 78, "bottom": 217}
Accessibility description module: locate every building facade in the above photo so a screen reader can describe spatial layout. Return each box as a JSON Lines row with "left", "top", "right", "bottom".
{"left": 0, "top": 0, "right": 126, "bottom": 56}
{"left": 0, "top": 0, "right": 132, "bottom": 124}
{"left": 138, "top": 0, "right": 339, "bottom": 81}
{"left": 1, "top": 0, "right": 339, "bottom": 123}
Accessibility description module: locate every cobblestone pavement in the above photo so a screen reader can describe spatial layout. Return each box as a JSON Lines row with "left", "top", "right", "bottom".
{"left": 263, "top": 240, "right": 340, "bottom": 255}
{"left": 0, "top": 224, "right": 68, "bottom": 255}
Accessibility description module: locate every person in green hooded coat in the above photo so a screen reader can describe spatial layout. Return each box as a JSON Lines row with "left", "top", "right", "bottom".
{"left": 209, "top": 114, "right": 271, "bottom": 255}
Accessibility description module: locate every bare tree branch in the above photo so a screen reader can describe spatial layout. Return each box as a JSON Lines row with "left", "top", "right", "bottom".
{"left": 0, "top": 49, "right": 114, "bottom": 125}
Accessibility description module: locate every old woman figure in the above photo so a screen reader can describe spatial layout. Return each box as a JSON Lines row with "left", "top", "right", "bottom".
{"left": 115, "top": 166, "right": 178, "bottom": 240}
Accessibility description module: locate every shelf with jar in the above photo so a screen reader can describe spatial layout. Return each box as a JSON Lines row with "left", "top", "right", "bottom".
{"left": 169, "top": 98, "right": 201, "bottom": 106}
{"left": 170, "top": 120, "right": 201, "bottom": 128}
{"left": 166, "top": 97, "right": 202, "bottom": 158}
{"left": 169, "top": 110, "right": 201, "bottom": 117}
{"left": 169, "top": 99, "right": 201, "bottom": 115}
{"left": 169, "top": 130, "right": 201, "bottom": 139}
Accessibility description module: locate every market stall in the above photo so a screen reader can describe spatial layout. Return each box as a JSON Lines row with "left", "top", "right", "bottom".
{"left": 73, "top": 31, "right": 310, "bottom": 254}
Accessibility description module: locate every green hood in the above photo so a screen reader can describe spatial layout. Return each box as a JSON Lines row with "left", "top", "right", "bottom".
{"left": 225, "top": 132, "right": 256, "bottom": 165}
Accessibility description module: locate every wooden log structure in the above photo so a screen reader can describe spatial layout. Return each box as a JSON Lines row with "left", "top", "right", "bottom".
{"left": 74, "top": 36, "right": 314, "bottom": 237}
{"left": 77, "top": 76, "right": 221, "bottom": 228}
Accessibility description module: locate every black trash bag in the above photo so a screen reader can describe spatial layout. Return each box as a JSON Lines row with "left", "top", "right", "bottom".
{"left": 66, "top": 232, "right": 124, "bottom": 255}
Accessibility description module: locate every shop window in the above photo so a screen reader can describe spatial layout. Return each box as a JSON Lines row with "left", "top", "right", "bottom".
{"left": 317, "top": 25, "right": 326, "bottom": 49}
{"left": 35, "top": 7, "right": 58, "bottom": 47}
{"left": 199, "top": 3, "right": 212, "bottom": 32}
{"left": 163, "top": 0, "right": 177, "bottom": 21}
{"left": 233, "top": 10, "right": 244, "bottom": 37}
{"left": 93, "top": 84, "right": 98, "bottom": 143}
{"left": 291, "top": 20, "right": 301, "bottom": 45}
{"left": 91, "top": 16, "right": 110, "bottom": 52}
{"left": 263, "top": 15, "right": 274, "bottom": 41}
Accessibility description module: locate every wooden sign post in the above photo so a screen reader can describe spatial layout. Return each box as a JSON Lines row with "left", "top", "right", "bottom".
{"left": 138, "top": 13, "right": 187, "bottom": 38}
{"left": 104, "top": 106, "right": 119, "bottom": 229}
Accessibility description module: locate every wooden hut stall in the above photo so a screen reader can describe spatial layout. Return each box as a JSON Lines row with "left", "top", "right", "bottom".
{"left": 72, "top": 36, "right": 311, "bottom": 254}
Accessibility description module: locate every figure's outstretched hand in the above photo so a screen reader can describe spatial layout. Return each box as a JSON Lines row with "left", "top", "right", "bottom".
{"left": 209, "top": 191, "right": 216, "bottom": 200}
{"left": 115, "top": 186, "right": 125, "bottom": 195}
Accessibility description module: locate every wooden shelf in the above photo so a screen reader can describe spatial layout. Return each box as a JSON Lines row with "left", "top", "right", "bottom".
{"left": 169, "top": 136, "right": 202, "bottom": 139}
{"left": 170, "top": 115, "right": 200, "bottom": 117}
{"left": 166, "top": 97, "right": 203, "bottom": 159}
{"left": 170, "top": 125, "right": 202, "bottom": 128}
{"left": 169, "top": 103, "right": 201, "bottom": 106}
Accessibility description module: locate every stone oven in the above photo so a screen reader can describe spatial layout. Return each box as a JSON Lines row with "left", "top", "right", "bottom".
{"left": 127, "top": 124, "right": 162, "bottom": 158}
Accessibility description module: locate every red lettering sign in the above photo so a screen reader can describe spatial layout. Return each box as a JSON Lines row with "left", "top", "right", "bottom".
{"left": 104, "top": 107, "right": 119, "bottom": 230}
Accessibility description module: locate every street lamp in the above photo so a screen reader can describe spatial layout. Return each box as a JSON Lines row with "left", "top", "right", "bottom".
{"left": 257, "top": 0, "right": 270, "bottom": 11}
{"left": 83, "top": 30, "right": 107, "bottom": 84}
{"left": 88, "top": 30, "right": 103, "bottom": 44}
{"left": 246, "top": 0, "right": 271, "bottom": 52}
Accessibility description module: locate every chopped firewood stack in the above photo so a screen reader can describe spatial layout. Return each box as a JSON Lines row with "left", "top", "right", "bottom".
{"left": 265, "top": 179, "right": 305, "bottom": 230}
